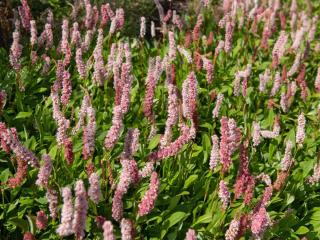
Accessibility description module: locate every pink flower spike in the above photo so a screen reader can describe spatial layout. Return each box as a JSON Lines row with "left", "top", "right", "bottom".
{"left": 193, "top": 14, "right": 203, "bottom": 42}
{"left": 172, "top": 10, "right": 183, "bottom": 30}
{"left": 182, "top": 72, "right": 198, "bottom": 120}
{"left": 100, "top": 4, "right": 109, "bottom": 28}
{"left": 168, "top": 31, "right": 176, "bottom": 61}
{"left": 36, "top": 210, "right": 48, "bottom": 230}
{"left": 161, "top": 83, "right": 178, "bottom": 147}
{"left": 19, "top": 0, "right": 32, "bottom": 30}
{"left": 36, "top": 154, "right": 52, "bottom": 188}
{"left": 270, "top": 72, "right": 282, "bottom": 97}
{"left": 177, "top": 45, "right": 192, "bottom": 64}
{"left": 315, "top": 68, "right": 320, "bottom": 92}
{"left": 103, "top": 221, "right": 115, "bottom": 240}
{"left": 88, "top": 172, "right": 101, "bottom": 204}
{"left": 72, "top": 180, "right": 88, "bottom": 240}
{"left": 30, "top": 20, "right": 37, "bottom": 47}
{"left": 252, "top": 122, "right": 261, "bottom": 147}
{"left": 76, "top": 48, "right": 87, "bottom": 79}
{"left": 111, "top": 189, "right": 124, "bottom": 221}
{"left": 71, "top": 22, "right": 81, "bottom": 47}
{"left": 82, "top": 106, "right": 96, "bottom": 160}
{"left": 225, "top": 218, "right": 240, "bottom": 240}
{"left": 209, "top": 135, "right": 220, "bottom": 170}
{"left": 122, "top": 128, "right": 140, "bottom": 159}
{"left": 120, "top": 218, "right": 135, "bottom": 240}
{"left": 23, "top": 232, "right": 35, "bottom": 240}
{"left": 104, "top": 106, "right": 123, "bottom": 150}
{"left": 140, "top": 17, "right": 146, "bottom": 38}
{"left": 272, "top": 31, "right": 288, "bottom": 67}
{"left": 46, "top": 188, "right": 58, "bottom": 219}
{"left": 308, "top": 163, "right": 320, "bottom": 184}
{"left": 224, "top": 16, "right": 234, "bottom": 53}
{"left": 57, "top": 187, "right": 74, "bottom": 237}
{"left": 93, "top": 29, "right": 106, "bottom": 86}
{"left": 212, "top": 93, "right": 224, "bottom": 119}
{"left": 219, "top": 117, "right": 241, "bottom": 172}
{"left": 280, "top": 141, "right": 293, "bottom": 171}
{"left": 138, "top": 171, "right": 160, "bottom": 216}
{"left": 61, "top": 70, "right": 72, "bottom": 106}
{"left": 218, "top": 180, "right": 230, "bottom": 209}
{"left": 296, "top": 113, "right": 305, "bottom": 145}
{"left": 185, "top": 228, "right": 197, "bottom": 240}
{"left": 251, "top": 206, "right": 270, "bottom": 238}
{"left": 9, "top": 31, "right": 22, "bottom": 71}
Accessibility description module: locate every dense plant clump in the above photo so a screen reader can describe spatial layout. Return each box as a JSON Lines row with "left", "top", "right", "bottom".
{"left": 0, "top": 0, "right": 320, "bottom": 239}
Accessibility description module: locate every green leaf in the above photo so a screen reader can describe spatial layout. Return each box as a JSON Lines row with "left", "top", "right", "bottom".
{"left": 200, "top": 123, "right": 213, "bottom": 130}
{"left": 0, "top": 168, "right": 11, "bottom": 182}
{"left": 34, "top": 87, "right": 47, "bottom": 93}
{"left": 202, "top": 133, "right": 211, "bottom": 151}
{"left": 264, "top": 109, "right": 275, "bottom": 128}
{"left": 15, "top": 111, "right": 32, "bottom": 119}
{"left": 286, "top": 194, "right": 295, "bottom": 206}
{"left": 165, "top": 211, "right": 187, "bottom": 229}
{"left": 26, "top": 215, "right": 35, "bottom": 234}
{"left": 232, "top": 39, "right": 242, "bottom": 56}
{"left": 310, "top": 207, "right": 320, "bottom": 232}
{"left": 7, "top": 203, "right": 18, "bottom": 214}
{"left": 176, "top": 191, "right": 190, "bottom": 196}
{"left": 191, "top": 144, "right": 203, "bottom": 157}
{"left": 148, "top": 134, "right": 161, "bottom": 150}
{"left": 183, "top": 175, "right": 198, "bottom": 189}
{"left": 300, "top": 160, "right": 315, "bottom": 178}
{"left": 20, "top": 66, "right": 29, "bottom": 82}
{"left": 295, "top": 226, "right": 309, "bottom": 235}
{"left": 193, "top": 213, "right": 213, "bottom": 226}
{"left": 168, "top": 196, "right": 181, "bottom": 211}
{"left": 7, "top": 217, "right": 28, "bottom": 232}
{"left": 19, "top": 198, "right": 34, "bottom": 206}
{"left": 49, "top": 145, "right": 58, "bottom": 159}
{"left": 35, "top": 197, "right": 47, "bottom": 205}
{"left": 286, "top": 128, "right": 296, "bottom": 146}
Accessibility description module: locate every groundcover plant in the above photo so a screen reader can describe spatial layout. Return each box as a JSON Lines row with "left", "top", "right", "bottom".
{"left": 0, "top": 0, "right": 320, "bottom": 239}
